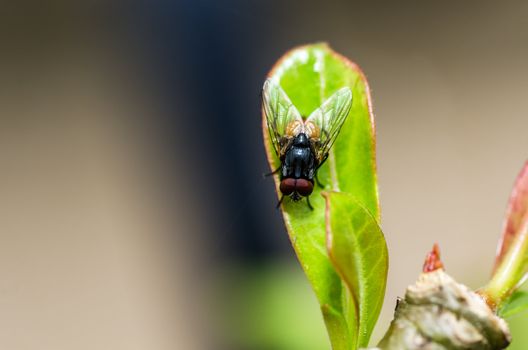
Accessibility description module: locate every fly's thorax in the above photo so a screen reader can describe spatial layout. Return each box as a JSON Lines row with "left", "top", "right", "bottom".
{"left": 282, "top": 139, "right": 316, "bottom": 181}
{"left": 293, "top": 133, "right": 309, "bottom": 147}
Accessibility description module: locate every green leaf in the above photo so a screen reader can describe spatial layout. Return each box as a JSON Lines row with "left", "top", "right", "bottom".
{"left": 498, "top": 290, "right": 528, "bottom": 319}
{"left": 481, "top": 161, "right": 528, "bottom": 309}
{"left": 324, "top": 192, "right": 388, "bottom": 348}
{"left": 262, "top": 43, "right": 384, "bottom": 349}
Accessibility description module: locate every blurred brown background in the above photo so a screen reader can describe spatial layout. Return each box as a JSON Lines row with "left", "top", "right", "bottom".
{"left": 1, "top": 1, "right": 528, "bottom": 349}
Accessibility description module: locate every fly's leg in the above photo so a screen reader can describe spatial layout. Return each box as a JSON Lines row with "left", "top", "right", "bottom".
{"left": 313, "top": 153, "right": 329, "bottom": 187}
{"left": 264, "top": 166, "right": 281, "bottom": 178}
{"left": 315, "top": 173, "right": 324, "bottom": 188}
{"left": 305, "top": 196, "right": 314, "bottom": 210}
{"left": 318, "top": 153, "right": 329, "bottom": 168}
{"left": 276, "top": 195, "right": 285, "bottom": 209}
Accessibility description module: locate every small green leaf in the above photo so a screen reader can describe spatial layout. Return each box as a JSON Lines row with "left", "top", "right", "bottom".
{"left": 262, "top": 43, "right": 383, "bottom": 349}
{"left": 498, "top": 290, "right": 528, "bottom": 318}
{"left": 324, "top": 191, "right": 388, "bottom": 347}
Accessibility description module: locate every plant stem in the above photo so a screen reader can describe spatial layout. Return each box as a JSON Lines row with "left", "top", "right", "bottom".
{"left": 480, "top": 219, "right": 528, "bottom": 310}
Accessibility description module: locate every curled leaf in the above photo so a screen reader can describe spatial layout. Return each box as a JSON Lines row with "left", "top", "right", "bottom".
{"left": 324, "top": 192, "right": 388, "bottom": 348}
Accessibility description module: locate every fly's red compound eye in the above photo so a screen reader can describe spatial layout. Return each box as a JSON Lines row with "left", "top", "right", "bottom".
{"left": 280, "top": 178, "right": 296, "bottom": 195}
{"left": 295, "top": 179, "right": 314, "bottom": 197}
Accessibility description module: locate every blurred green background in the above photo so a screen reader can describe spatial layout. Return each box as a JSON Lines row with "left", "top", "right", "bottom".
{"left": 221, "top": 265, "right": 528, "bottom": 349}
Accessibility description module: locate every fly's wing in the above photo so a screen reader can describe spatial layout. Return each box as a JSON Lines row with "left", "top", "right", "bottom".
{"left": 305, "top": 87, "right": 352, "bottom": 163}
{"left": 262, "top": 79, "right": 303, "bottom": 157}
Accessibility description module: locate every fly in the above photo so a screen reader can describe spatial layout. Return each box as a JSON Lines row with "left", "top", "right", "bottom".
{"left": 262, "top": 79, "right": 352, "bottom": 209}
